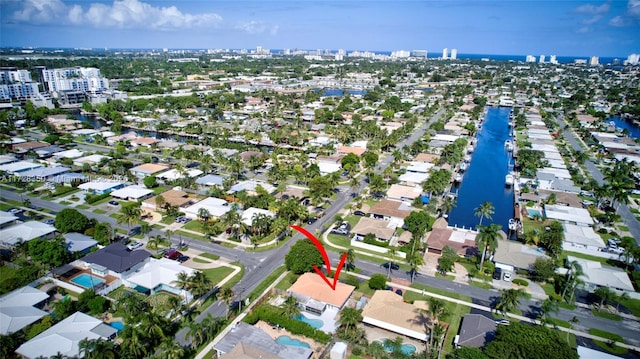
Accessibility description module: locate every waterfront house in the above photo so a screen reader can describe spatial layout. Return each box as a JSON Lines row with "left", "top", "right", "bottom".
{"left": 544, "top": 204, "right": 594, "bottom": 226}
{"left": 425, "top": 227, "right": 478, "bottom": 257}
{"left": 368, "top": 199, "right": 412, "bottom": 227}
{"left": 0, "top": 286, "right": 49, "bottom": 335}
{"left": 492, "top": 238, "right": 549, "bottom": 273}
{"left": 16, "top": 312, "right": 117, "bottom": 359}
{"left": 385, "top": 184, "right": 422, "bottom": 203}
{"left": 561, "top": 224, "right": 606, "bottom": 252}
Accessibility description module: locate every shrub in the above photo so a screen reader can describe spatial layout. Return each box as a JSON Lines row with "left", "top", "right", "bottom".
{"left": 244, "top": 305, "right": 331, "bottom": 343}
{"left": 368, "top": 274, "right": 387, "bottom": 290}
{"left": 512, "top": 278, "right": 529, "bottom": 286}
{"left": 363, "top": 236, "right": 389, "bottom": 248}
{"left": 84, "top": 193, "right": 111, "bottom": 204}
{"left": 352, "top": 347, "right": 362, "bottom": 356}
{"left": 341, "top": 274, "right": 360, "bottom": 289}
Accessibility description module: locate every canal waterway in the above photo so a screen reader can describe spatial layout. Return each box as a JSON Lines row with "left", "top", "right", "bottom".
{"left": 448, "top": 107, "right": 514, "bottom": 232}
{"left": 610, "top": 115, "right": 640, "bottom": 140}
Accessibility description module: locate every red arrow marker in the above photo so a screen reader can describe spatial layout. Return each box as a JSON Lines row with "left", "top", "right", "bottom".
{"left": 290, "top": 225, "right": 348, "bottom": 290}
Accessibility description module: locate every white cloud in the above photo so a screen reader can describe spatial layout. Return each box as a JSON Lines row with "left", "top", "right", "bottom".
{"left": 11, "top": 0, "right": 223, "bottom": 29}
{"left": 574, "top": 2, "right": 611, "bottom": 14}
{"left": 628, "top": 0, "right": 640, "bottom": 18}
{"left": 577, "top": 26, "right": 590, "bottom": 33}
{"left": 583, "top": 15, "right": 603, "bottom": 24}
{"left": 608, "top": 15, "right": 627, "bottom": 26}
{"left": 235, "top": 20, "right": 267, "bottom": 34}
{"left": 270, "top": 25, "right": 280, "bottom": 36}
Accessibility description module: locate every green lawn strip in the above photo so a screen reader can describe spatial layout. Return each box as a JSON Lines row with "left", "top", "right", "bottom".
{"left": 76, "top": 204, "right": 90, "bottom": 209}
{"left": 409, "top": 283, "right": 472, "bottom": 302}
{"left": 59, "top": 201, "right": 72, "bottom": 205}
{"left": 275, "top": 272, "right": 300, "bottom": 291}
{"left": 562, "top": 251, "right": 619, "bottom": 266}
{"left": 153, "top": 186, "right": 167, "bottom": 194}
{"left": 151, "top": 224, "right": 163, "bottom": 230}
{"left": 161, "top": 216, "right": 176, "bottom": 224}
{"left": 221, "top": 262, "right": 244, "bottom": 289}
{"left": 218, "top": 242, "right": 238, "bottom": 248}
{"left": 91, "top": 196, "right": 114, "bottom": 205}
{"left": 618, "top": 225, "right": 629, "bottom": 232}
{"left": 192, "top": 257, "right": 209, "bottom": 264}
{"left": 183, "top": 220, "right": 204, "bottom": 231}
{"left": 591, "top": 309, "right": 622, "bottom": 321}
{"left": 245, "top": 266, "right": 286, "bottom": 302}
{"left": 176, "top": 230, "right": 207, "bottom": 241}
{"left": 109, "top": 213, "right": 119, "bottom": 220}
{"left": 469, "top": 281, "right": 492, "bottom": 290}
{"left": 435, "top": 273, "right": 455, "bottom": 281}
{"left": 442, "top": 301, "right": 472, "bottom": 355}
{"left": 618, "top": 297, "right": 640, "bottom": 317}
{"left": 201, "top": 267, "right": 234, "bottom": 284}
{"left": 199, "top": 253, "right": 220, "bottom": 261}
{"left": 588, "top": 328, "right": 628, "bottom": 355}
{"left": 546, "top": 317, "right": 571, "bottom": 328}
{"left": 325, "top": 233, "right": 406, "bottom": 266}
{"left": 93, "top": 209, "right": 106, "bottom": 214}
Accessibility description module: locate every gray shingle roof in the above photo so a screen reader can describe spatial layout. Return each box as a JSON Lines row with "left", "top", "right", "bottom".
{"left": 81, "top": 242, "right": 150, "bottom": 273}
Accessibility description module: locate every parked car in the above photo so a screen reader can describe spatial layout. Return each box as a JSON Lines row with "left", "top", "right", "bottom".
{"left": 108, "top": 200, "right": 119, "bottom": 206}
{"left": 127, "top": 241, "right": 144, "bottom": 250}
{"left": 174, "top": 216, "right": 191, "bottom": 224}
{"left": 503, "top": 272, "right": 512, "bottom": 282}
{"left": 492, "top": 268, "right": 502, "bottom": 280}
{"left": 7, "top": 208, "right": 23, "bottom": 214}
{"left": 177, "top": 255, "right": 190, "bottom": 263}
{"left": 307, "top": 217, "right": 318, "bottom": 225}
{"left": 43, "top": 218, "right": 56, "bottom": 225}
{"left": 164, "top": 249, "right": 182, "bottom": 260}
{"left": 495, "top": 319, "right": 510, "bottom": 325}
{"left": 381, "top": 262, "right": 400, "bottom": 270}
{"left": 354, "top": 210, "right": 366, "bottom": 216}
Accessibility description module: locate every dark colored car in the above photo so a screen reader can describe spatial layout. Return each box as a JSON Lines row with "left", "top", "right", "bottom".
{"left": 354, "top": 210, "right": 366, "bottom": 216}
{"left": 177, "top": 255, "right": 190, "bottom": 263}
{"left": 492, "top": 268, "right": 502, "bottom": 280}
{"left": 307, "top": 217, "right": 318, "bottom": 225}
{"left": 381, "top": 262, "right": 400, "bottom": 270}
{"left": 108, "top": 200, "right": 119, "bottom": 206}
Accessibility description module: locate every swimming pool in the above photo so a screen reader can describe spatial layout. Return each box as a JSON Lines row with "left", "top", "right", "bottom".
{"left": 295, "top": 314, "right": 323, "bottom": 329}
{"left": 527, "top": 208, "right": 542, "bottom": 218}
{"left": 109, "top": 321, "right": 124, "bottom": 331}
{"left": 276, "top": 335, "right": 311, "bottom": 348}
{"left": 70, "top": 273, "right": 105, "bottom": 289}
{"left": 376, "top": 339, "right": 417, "bottom": 355}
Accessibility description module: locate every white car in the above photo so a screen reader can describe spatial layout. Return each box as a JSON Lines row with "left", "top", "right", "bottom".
{"left": 127, "top": 241, "right": 143, "bottom": 250}
{"left": 503, "top": 272, "right": 512, "bottom": 282}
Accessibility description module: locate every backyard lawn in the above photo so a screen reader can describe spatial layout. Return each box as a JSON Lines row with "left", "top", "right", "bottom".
{"left": 202, "top": 266, "right": 235, "bottom": 284}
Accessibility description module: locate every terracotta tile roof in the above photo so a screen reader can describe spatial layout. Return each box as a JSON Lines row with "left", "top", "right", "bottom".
{"left": 369, "top": 199, "right": 412, "bottom": 219}
{"left": 351, "top": 217, "right": 396, "bottom": 241}
{"left": 426, "top": 228, "right": 478, "bottom": 256}
{"left": 337, "top": 146, "right": 366, "bottom": 156}
{"left": 288, "top": 273, "right": 355, "bottom": 308}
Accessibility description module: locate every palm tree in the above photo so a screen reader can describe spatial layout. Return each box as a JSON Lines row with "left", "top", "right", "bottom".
{"left": 219, "top": 287, "right": 235, "bottom": 318}
{"left": 117, "top": 203, "right": 142, "bottom": 233}
{"left": 189, "top": 271, "right": 213, "bottom": 297}
{"left": 440, "top": 195, "right": 456, "bottom": 216}
{"left": 616, "top": 292, "right": 630, "bottom": 313}
{"left": 337, "top": 307, "right": 363, "bottom": 339}
{"left": 386, "top": 246, "right": 398, "bottom": 278}
{"left": 407, "top": 247, "right": 425, "bottom": 283}
{"left": 140, "top": 221, "right": 151, "bottom": 240}
{"left": 538, "top": 298, "right": 559, "bottom": 324}
{"left": 594, "top": 287, "right": 616, "bottom": 312}
{"left": 561, "top": 259, "right": 583, "bottom": 303}
{"left": 475, "top": 223, "right": 501, "bottom": 270}
{"left": 495, "top": 288, "right": 526, "bottom": 316}
{"left": 156, "top": 338, "right": 185, "bottom": 359}
{"left": 197, "top": 207, "right": 211, "bottom": 222}
{"left": 172, "top": 271, "right": 191, "bottom": 291}
{"left": 431, "top": 323, "right": 447, "bottom": 357}
{"left": 148, "top": 234, "right": 162, "bottom": 253}
{"left": 474, "top": 201, "right": 494, "bottom": 227}
{"left": 427, "top": 298, "right": 448, "bottom": 349}
{"left": 281, "top": 295, "right": 301, "bottom": 318}
{"left": 345, "top": 248, "right": 356, "bottom": 271}
{"left": 78, "top": 338, "right": 117, "bottom": 359}
{"left": 185, "top": 321, "right": 205, "bottom": 349}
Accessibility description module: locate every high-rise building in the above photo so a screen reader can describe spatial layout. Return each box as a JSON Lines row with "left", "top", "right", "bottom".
{"left": 589, "top": 56, "right": 599, "bottom": 66}
{"left": 539, "top": 55, "right": 546, "bottom": 63}
{"left": 391, "top": 50, "right": 410, "bottom": 58}
{"left": 442, "top": 48, "right": 448, "bottom": 59}
{"left": 450, "top": 48, "right": 457, "bottom": 60}
{"left": 549, "top": 55, "right": 558, "bottom": 64}
{"left": 626, "top": 53, "right": 639, "bottom": 65}
{"left": 525, "top": 55, "right": 536, "bottom": 63}
{"left": 412, "top": 50, "right": 427, "bottom": 58}
{"left": 40, "top": 67, "right": 109, "bottom": 93}
{"left": 283, "top": 48, "right": 291, "bottom": 55}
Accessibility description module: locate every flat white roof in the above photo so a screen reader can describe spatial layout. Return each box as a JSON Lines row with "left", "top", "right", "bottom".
{"left": 125, "top": 258, "right": 196, "bottom": 291}
{"left": 78, "top": 180, "right": 125, "bottom": 192}
{"left": 52, "top": 149, "right": 84, "bottom": 159}
{"left": 157, "top": 168, "right": 203, "bottom": 180}
{"left": 432, "top": 134, "right": 459, "bottom": 142}
{"left": 318, "top": 162, "right": 341, "bottom": 174}
{"left": 562, "top": 223, "right": 605, "bottom": 248}
{"left": 399, "top": 171, "right": 429, "bottom": 184}
{"left": 0, "top": 161, "right": 43, "bottom": 174}
{"left": 567, "top": 256, "right": 634, "bottom": 292}
{"left": 531, "top": 144, "right": 559, "bottom": 153}
{"left": 241, "top": 207, "right": 275, "bottom": 226}
{"left": 545, "top": 204, "right": 594, "bottom": 225}
{"left": 183, "top": 197, "right": 232, "bottom": 218}
{"left": 110, "top": 185, "right": 154, "bottom": 199}
{"left": 0, "top": 221, "right": 56, "bottom": 246}
{"left": 538, "top": 168, "right": 572, "bottom": 179}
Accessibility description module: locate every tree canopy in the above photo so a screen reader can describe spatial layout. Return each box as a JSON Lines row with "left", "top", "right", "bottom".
{"left": 285, "top": 240, "right": 324, "bottom": 274}
{"left": 484, "top": 322, "right": 578, "bottom": 359}
{"left": 55, "top": 208, "right": 93, "bottom": 233}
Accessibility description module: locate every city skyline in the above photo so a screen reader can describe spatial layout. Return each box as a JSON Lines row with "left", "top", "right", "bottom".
{"left": 1, "top": 0, "right": 639, "bottom": 57}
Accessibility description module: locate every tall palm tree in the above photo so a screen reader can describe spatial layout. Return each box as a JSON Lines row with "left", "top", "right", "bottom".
{"left": 219, "top": 287, "right": 235, "bottom": 318}
{"left": 117, "top": 203, "right": 142, "bottom": 233}
{"left": 172, "top": 271, "right": 191, "bottom": 291}
{"left": 475, "top": 223, "right": 501, "bottom": 270}
{"left": 474, "top": 201, "right": 494, "bottom": 227}
{"left": 78, "top": 338, "right": 117, "bottom": 359}
{"left": 156, "top": 337, "right": 185, "bottom": 359}
{"left": 495, "top": 288, "right": 525, "bottom": 316}
{"left": 386, "top": 246, "right": 398, "bottom": 278}
{"left": 427, "top": 298, "right": 448, "bottom": 349}
{"left": 345, "top": 249, "right": 356, "bottom": 271}
{"left": 440, "top": 195, "right": 456, "bottom": 216}
{"left": 538, "top": 298, "right": 559, "bottom": 325}
{"left": 140, "top": 221, "right": 151, "bottom": 240}
{"left": 594, "top": 287, "right": 616, "bottom": 311}
{"left": 561, "top": 260, "right": 583, "bottom": 303}
{"left": 281, "top": 295, "right": 301, "bottom": 318}
{"left": 616, "top": 292, "right": 630, "bottom": 313}
{"left": 407, "top": 247, "right": 425, "bottom": 283}
{"left": 337, "top": 307, "right": 363, "bottom": 339}
{"left": 185, "top": 321, "right": 205, "bottom": 349}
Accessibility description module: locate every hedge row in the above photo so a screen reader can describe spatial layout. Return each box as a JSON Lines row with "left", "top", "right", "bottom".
{"left": 512, "top": 278, "right": 529, "bottom": 286}
{"left": 244, "top": 305, "right": 331, "bottom": 343}
{"left": 85, "top": 193, "right": 111, "bottom": 204}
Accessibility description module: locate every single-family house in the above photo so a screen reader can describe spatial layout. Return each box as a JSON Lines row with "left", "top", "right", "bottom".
{"left": 398, "top": 171, "right": 429, "bottom": 186}
{"left": 0, "top": 210, "right": 19, "bottom": 229}
{"left": 214, "top": 322, "right": 312, "bottom": 359}
{"left": 110, "top": 185, "right": 154, "bottom": 201}
{"left": 351, "top": 217, "right": 396, "bottom": 242}
{"left": 195, "top": 174, "right": 225, "bottom": 187}
{"left": 228, "top": 180, "right": 276, "bottom": 195}
{"left": 52, "top": 149, "right": 84, "bottom": 159}
{"left": 142, "top": 189, "right": 196, "bottom": 211}
{"left": 124, "top": 258, "right": 195, "bottom": 300}
{"left": 0, "top": 286, "right": 49, "bottom": 335}
{"left": 129, "top": 163, "right": 169, "bottom": 179}
{"left": 0, "top": 160, "right": 43, "bottom": 175}
{"left": 544, "top": 204, "right": 594, "bottom": 226}
{"left": 72, "top": 154, "right": 111, "bottom": 167}
{"left": 17, "top": 166, "right": 70, "bottom": 181}
{"left": 16, "top": 311, "right": 117, "bottom": 359}
{"left": 78, "top": 180, "right": 125, "bottom": 195}
{"left": 288, "top": 272, "right": 355, "bottom": 313}
{"left": 564, "top": 256, "right": 634, "bottom": 293}
{"left": 182, "top": 197, "right": 232, "bottom": 220}
{"left": 454, "top": 314, "right": 496, "bottom": 348}
{"left": 386, "top": 184, "right": 422, "bottom": 203}
{"left": 63, "top": 232, "right": 98, "bottom": 254}
{"left": 562, "top": 223, "right": 606, "bottom": 252}
{"left": 337, "top": 146, "right": 366, "bottom": 156}
{"left": 316, "top": 155, "right": 342, "bottom": 175}
{"left": 368, "top": 199, "right": 412, "bottom": 227}
{"left": 0, "top": 221, "right": 56, "bottom": 247}
{"left": 425, "top": 227, "right": 478, "bottom": 257}
{"left": 130, "top": 137, "right": 160, "bottom": 148}
{"left": 492, "top": 238, "right": 549, "bottom": 272}
{"left": 362, "top": 290, "right": 432, "bottom": 342}
{"left": 241, "top": 207, "right": 276, "bottom": 226}
{"left": 80, "top": 242, "right": 151, "bottom": 278}
{"left": 157, "top": 168, "right": 204, "bottom": 182}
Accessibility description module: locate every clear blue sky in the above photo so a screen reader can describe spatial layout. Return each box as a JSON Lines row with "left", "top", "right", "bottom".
{"left": 1, "top": 0, "right": 639, "bottom": 57}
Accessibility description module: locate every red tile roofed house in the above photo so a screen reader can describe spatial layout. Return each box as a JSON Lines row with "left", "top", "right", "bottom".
{"left": 368, "top": 199, "right": 413, "bottom": 227}
{"left": 287, "top": 273, "right": 355, "bottom": 314}
{"left": 425, "top": 227, "right": 478, "bottom": 257}
{"left": 129, "top": 163, "right": 169, "bottom": 179}
{"left": 351, "top": 217, "right": 396, "bottom": 242}
{"left": 337, "top": 146, "right": 367, "bottom": 156}
{"left": 130, "top": 137, "right": 160, "bottom": 148}
{"left": 11, "top": 141, "right": 50, "bottom": 152}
